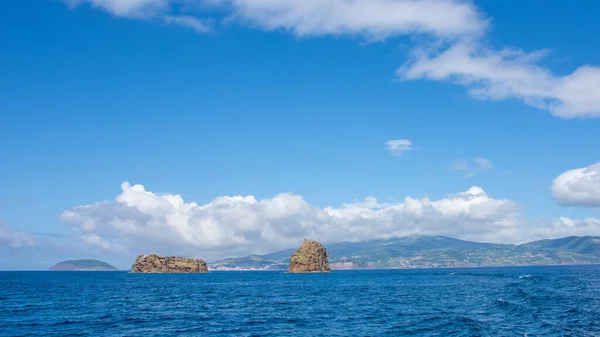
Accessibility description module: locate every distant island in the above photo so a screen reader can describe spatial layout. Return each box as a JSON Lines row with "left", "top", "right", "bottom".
{"left": 50, "top": 259, "right": 119, "bottom": 271}
{"left": 209, "top": 235, "right": 600, "bottom": 271}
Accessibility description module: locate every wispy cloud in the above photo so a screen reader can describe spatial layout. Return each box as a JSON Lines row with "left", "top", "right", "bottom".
{"left": 452, "top": 157, "right": 493, "bottom": 178}
{"left": 64, "top": 0, "right": 486, "bottom": 39}
{"left": 161, "top": 15, "right": 212, "bottom": 33}
{"left": 0, "top": 221, "right": 35, "bottom": 248}
{"left": 385, "top": 139, "right": 415, "bottom": 156}
{"left": 62, "top": 0, "right": 600, "bottom": 118}
{"left": 399, "top": 38, "right": 600, "bottom": 118}
{"left": 0, "top": 198, "right": 29, "bottom": 204}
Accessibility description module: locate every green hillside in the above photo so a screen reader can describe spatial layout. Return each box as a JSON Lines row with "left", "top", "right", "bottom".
{"left": 209, "top": 236, "right": 600, "bottom": 270}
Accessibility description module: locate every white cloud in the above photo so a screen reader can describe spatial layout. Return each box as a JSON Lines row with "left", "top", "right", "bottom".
{"left": 162, "top": 15, "right": 212, "bottom": 32}
{"left": 65, "top": 0, "right": 486, "bottom": 38}
{"left": 59, "top": 181, "right": 529, "bottom": 260}
{"left": 62, "top": 1, "right": 600, "bottom": 117}
{"left": 399, "top": 42, "right": 600, "bottom": 118}
{"left": 528, "top": 217, "right": 600, "bottom": 240}
{"left": 551, "top": 163, "right": 600, "bottom": 207}
{"left": 0, "top": 182, "right": 596, "bottom": 269}
{"left": 453, "top": 157, "right": 493, "bottom": 178}
{"left": 385, "top": 139, "right": 414, "bottom": 156}
{"left": 0, "top": 222, "right": 35, "bottom": 248}
{"left": 66, "top": 0, "right": 170, "bottom": 17}
{"left": 222, "top": 0, "right": 485, "bottom": 39}
{"left": 66, "top": 0, "right": 212, "bottom": 31}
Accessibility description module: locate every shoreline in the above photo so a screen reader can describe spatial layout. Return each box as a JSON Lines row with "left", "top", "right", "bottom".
{"left": 4, "top": 263, "right": 599, "bottom": 273}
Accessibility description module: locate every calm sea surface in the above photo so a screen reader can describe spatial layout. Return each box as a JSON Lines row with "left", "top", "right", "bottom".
{"left": 1, "top": 266, "right": 600, "bottom": 336}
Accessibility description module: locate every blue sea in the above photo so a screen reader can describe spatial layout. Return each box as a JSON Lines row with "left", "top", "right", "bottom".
{"left": 1, "top": 266, "right": 600, "bottom": 336}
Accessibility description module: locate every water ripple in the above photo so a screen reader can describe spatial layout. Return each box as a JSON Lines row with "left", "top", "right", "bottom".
{"left": 1, "top": 266, "right": 600, "bottom": 336}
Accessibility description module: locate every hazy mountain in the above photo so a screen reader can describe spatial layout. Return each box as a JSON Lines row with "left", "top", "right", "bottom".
{"left": 50, "top": 259, "right": 119, "bottom": 271}
{"left": 521, "top": 236, "right": 600, "bottom": 254}
{"left": 208, "top": 236, "right": 600, "bottom": 270}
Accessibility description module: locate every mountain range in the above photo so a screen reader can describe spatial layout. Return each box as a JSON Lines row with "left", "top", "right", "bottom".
{"left": 208, "top": 236, "right": 600, "bottom": 270}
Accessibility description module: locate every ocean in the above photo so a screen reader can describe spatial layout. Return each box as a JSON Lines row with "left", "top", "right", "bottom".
{"left": 1, "top": 265, "right": 599, "bottom": 336}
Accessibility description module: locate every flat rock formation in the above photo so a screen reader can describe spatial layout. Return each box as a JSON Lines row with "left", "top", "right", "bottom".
{"left": 50, "top": 259, "right": 119, "bottom": 271}
{"left": 288, "top": 239, "right": 331, "bottom": 273}
{"left": 131, "top": 254, "right": 208, "bottom": 273}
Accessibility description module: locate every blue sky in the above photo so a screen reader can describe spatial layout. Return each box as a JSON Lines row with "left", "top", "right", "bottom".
{"left": 1, "top": 0, "right": 599, "bottom": 269}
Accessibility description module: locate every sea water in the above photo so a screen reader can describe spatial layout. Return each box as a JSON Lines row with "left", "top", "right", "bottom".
{"left": 1, "top": 265, "right": 599, "bottom": 336}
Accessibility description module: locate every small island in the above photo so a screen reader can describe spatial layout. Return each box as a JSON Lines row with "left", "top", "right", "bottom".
{"left": 288, "top": 239, "right": 331, "bottom": 273}
{"left": 50, "top": 259, "right": 119, "bottom": 271}
{"left": 131, "top": 254, "right": 208, "bottom": 273}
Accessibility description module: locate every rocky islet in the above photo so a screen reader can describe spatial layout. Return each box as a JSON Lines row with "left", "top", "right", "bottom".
{"left": 288, "top": 239, "right": 331, "bottom": 273}
{"left": 131, "top": 254, "right": 208, "bottom": 273}
{"left": 128, "top": 239, "right": 330, "bottom": 274}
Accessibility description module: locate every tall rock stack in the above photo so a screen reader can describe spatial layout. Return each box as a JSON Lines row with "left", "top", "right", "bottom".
{"left": 288, "top": 239, "right": 331, "bottom": 273}
{"left": 131, "top": 254, "right": 208, "bottom": 273}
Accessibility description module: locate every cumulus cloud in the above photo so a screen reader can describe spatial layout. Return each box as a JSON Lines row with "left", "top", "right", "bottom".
{"left": 385, "top": 139, "right": 415, "bottom": 156}
{"left": 452, "top": 157, "right": 493, "bottom": 178}
{"left": 551, "top": 163, "right": 600, "bottom": 207}
{"left": 0, "top": 182, "right": 597, "bottom": 269}
{"left": 59, "top": 182, "right": 529, "bottom": 260}
{"left": 65, "top": 0, "right": 486, "bottom": 38}
{"left": 399, "top": 42, "right": 600, "bottom": 118}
